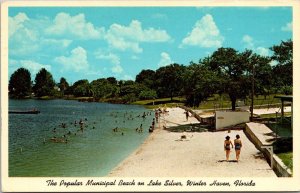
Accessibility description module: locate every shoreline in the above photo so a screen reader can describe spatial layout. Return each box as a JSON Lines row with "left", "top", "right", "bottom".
{"left": 108, "top": 107, "right": 276, "bottom": 177}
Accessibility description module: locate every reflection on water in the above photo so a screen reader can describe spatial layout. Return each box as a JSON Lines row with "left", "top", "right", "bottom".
{"left": 9, "top": 99, "right": 153, "bottom": 176}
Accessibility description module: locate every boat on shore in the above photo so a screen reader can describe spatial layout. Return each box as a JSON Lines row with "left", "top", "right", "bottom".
{"left": 9, "top": 109, "right": 40, "bottom": 114}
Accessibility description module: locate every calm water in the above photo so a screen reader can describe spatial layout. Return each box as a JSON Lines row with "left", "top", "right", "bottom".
{"left": 9, "top": 99, "right": 153, "bottom": 176}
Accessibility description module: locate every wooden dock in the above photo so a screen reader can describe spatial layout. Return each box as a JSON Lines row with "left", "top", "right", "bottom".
{"left": 9, "top": 110, "right": 40, "bottom": 114}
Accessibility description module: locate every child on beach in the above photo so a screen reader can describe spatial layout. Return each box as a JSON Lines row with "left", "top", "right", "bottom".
{"left": 224, "top": 136, "right": 233, "bottom": 161}
{"left": 234, "top": 134, "right": 242, "bottom": 162}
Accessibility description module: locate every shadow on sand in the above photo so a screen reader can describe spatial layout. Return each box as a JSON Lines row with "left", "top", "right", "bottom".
{"left": 217, "top": 160, "right": 238, "bottom": 163}
{"left": 163, "top": 123, "right": 213, "bottom": 133}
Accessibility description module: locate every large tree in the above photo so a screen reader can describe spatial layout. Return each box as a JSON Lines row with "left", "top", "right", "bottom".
{"left": 9, "top": 68, "right": 32, "bottom": 98}
{"left": 90, "top": 78, "right": 118, "bottom": 99}
{"left": 155, "top": 63, "right": 186, "bottom": 101}
{"left": 270, "top": 39, "right": 293, "bottom": 89}
{"left": 58, "top": 77, "right": 69, "bottom": 96}
{"left": 250, "top": 54, "right": 272, "bottom": 98}
{"left": 135, "top": 69, "right": 156, "bottom": 89}
{"left": 33, "top": 68, "right": 56, "bottom": 97}
{"left": 208, "top": 48, "right": 251, "bottom": 111}
{"left": 183, "top": 61, "right": 219, "bottom": 107}
{"left": 70, "top": 79, "right": 92, "bottom": 97}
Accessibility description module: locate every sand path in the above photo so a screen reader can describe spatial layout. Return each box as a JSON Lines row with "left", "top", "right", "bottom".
{"left": 108, "top": 108, "right": 276, "bottom": 177}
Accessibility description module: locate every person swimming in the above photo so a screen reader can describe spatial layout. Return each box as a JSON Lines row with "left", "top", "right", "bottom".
{"left": 149, "top": 126, "right": 153, "bottom": 133}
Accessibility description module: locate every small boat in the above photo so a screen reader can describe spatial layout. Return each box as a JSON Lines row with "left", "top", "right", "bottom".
{"left": 9, "top": 109, "right": 40, "bottom": 114}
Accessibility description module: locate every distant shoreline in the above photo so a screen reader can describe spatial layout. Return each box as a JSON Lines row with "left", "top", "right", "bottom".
{"left": 9, "top": 96, "right": 141, "bottom": 105}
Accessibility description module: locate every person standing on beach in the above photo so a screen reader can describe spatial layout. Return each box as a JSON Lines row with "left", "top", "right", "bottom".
{"left": 152, "top": 118, "right": 155, "bottom": 130}
{"left": 224, "top": 136, "right": 233, "bottom": 161}
{"left": 185, "top": 111, "right": 189, "bottom": 121}
{"left": 155, "top": 110, "right": 159, "bottom": 123}
{"left": 234, "top": 134, "right": 242, "bottom": 162}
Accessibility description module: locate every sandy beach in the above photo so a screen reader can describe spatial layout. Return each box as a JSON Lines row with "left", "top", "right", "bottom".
{"left": 108, "top": 107, "right": 276, "bottom": 177}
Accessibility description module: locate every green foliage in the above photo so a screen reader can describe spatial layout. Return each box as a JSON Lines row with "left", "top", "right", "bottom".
{"left": 9, "top": 68, "right": 32, "bottom": 98}
{"left": 33, "top": 68, "right": 56, "bottom": 97}
{"left": 70, "top": 79, "right": 91, "bottom": 97}
{"left": 135, "top": 69, "right": 156, "bottom": 89}
{"left": 155, "top": 63, "right": 186, "bottom": 100}
{"left": 58, "top": 77, "right": 69, "bottom": 96}
{"left": 91, "top": 78, "right": 118, "bottom": 98}
{"left": 271, "top": 39, "right": 292, "bottom": 66}
{"left": 122, "top": 93, "right": 138, "bottom": 103}
{"left": 280, "top": 86, "right": 292, "bottom": 95}
{"left": 277, "top": 152, "right": 293, "bottom": 171}
{"left": 270, "top": 40, "right": 293, "bottom": 88}
{"left": 138, "top": 89, "right": 157, "bottom": 100}
{"left": 183, "top": 61, "right": 219, "bottom": 107}
{"left": 120, "top": 82, "right": 147, "bottom": 98}
{"left": 208, "top": 48, "right": 251, "bottom": 110}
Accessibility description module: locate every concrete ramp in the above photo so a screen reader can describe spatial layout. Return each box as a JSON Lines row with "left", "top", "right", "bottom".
{"left": 245, "top": 122, "right": 275, "bottom": 148}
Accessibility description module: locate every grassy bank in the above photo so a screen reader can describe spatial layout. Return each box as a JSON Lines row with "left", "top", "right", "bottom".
{"left": 13, "top": 94, "right": 288, "bottom": 111}
{"left": 132, "top": 94, "right": 286, "bottom": 110}
{"left": 277, "top": 152, "right": 293, "bottom": 171}
{"left": 132, "top": 97, "right": 185, "bottom": 109}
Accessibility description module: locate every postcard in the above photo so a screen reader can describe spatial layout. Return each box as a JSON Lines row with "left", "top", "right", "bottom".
{"left": 1, "top": 0, "right": 300, "bottom": 192}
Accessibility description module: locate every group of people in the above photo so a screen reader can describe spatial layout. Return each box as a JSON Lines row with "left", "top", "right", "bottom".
{"left": 149, "top": 108, "right": 163, "bottom": 132}
{"left": 224, "top": 134, "right": 242, "bottom": 162}
{"left": 50, "top": 118, "right": 95, "bottom": 143}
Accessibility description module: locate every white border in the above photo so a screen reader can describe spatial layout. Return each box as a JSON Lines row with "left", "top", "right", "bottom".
{"left": 1, "top": 1, "right": 300, "bottom": 192}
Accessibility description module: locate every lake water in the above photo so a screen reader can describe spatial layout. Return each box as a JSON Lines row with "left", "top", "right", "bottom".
{"left": 9, "top": 99, "right": 153, "bottom": 176}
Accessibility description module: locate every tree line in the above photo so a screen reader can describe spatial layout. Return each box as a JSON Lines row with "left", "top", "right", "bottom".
{"left": 9, "top": 40, "right": 292, "bottom": 110}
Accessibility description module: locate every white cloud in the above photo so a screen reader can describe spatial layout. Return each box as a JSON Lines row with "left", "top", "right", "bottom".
{"left": 46, "top": 12, "right": 105, "bottom": 39}
{"left": 42, "top": 39, "right": 73, "bottom": 48}
{"left": 55, "top": 46, "right": 89, "bottom": 72}
{"left": 106, "top": 20, "right": 171, "bottom": 53}
{"left": 95, "top": 51, "right": 120, "bottom": 65}
{"left": 105, "top": 33, "right": 142, "bottom": 53}
{"left": 111, "top": 64, "right": 123, "bottom": 74}
{"left": 9, "top": 13, "right": 40, "bottom": 56}
{"left": 123, "top": 75, "right": 134, "bottom": 80}
{"left": 270, "top": 60, "right": 278, "bottom": 66}
{"left": 8, "top": 12, "right": 29, "bottom": 37}
{"left": 158, "top": 52, "right": 173, "bottom": 67}
{"left": 256, "top": 47, "right": 270, "bottom": 56}
{"left": 181, "top": 14, "right": 224, "bottom": 48}
{"left": 9, "top": 30, "right": 39, "bottom": 56}
{"left": 241, "top": 35, "right": 270, "bottom": 56}
{"left": 17, "top": 60, "right": 51, "bottom": 75}
{"left": 9, "top": 12, "right": 73, "bottom": 57}
{"left": 242, "top": 35, "right": 254, "bottom": 49}
{"left": 281, "top": 22, "right": 292, "bottom": 32}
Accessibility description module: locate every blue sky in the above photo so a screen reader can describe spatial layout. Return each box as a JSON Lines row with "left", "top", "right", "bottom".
{"left": 8, "top": 7, "right": 292, "bottom": 84}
